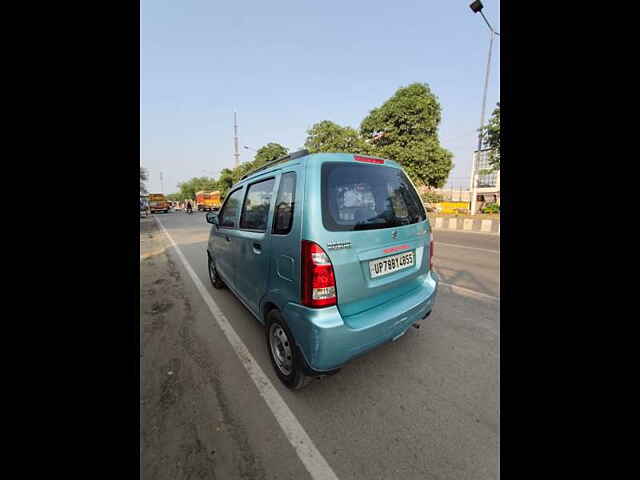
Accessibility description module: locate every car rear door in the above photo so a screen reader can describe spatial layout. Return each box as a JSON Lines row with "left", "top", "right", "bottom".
{"left": 317, "top": 160, "right": 431, "bottom": 318}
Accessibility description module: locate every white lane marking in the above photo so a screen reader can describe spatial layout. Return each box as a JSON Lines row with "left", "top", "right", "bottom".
{"left": 439, "top": 281, "right": 499, "bottom": 302}
{"left": 435, "top": 242, "right": 500, "bottom": 254}
{"left": 154, "top": 216, "right": 340, "bottom": 480}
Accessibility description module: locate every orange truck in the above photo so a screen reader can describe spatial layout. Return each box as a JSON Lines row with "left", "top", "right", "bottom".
{"left": 148, "top": 193, "right": 170, "bottom": 214}
{"left": 195, "top": 190, "right": 222, "bottom": 212}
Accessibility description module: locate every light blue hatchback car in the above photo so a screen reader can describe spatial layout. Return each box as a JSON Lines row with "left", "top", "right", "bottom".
{"left": 206, "top": 151, "right": 438, "bottom": 389}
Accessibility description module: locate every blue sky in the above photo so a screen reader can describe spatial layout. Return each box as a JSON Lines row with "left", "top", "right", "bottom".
{"left": 141, "top": 0, "right": 500, "bottom": 194}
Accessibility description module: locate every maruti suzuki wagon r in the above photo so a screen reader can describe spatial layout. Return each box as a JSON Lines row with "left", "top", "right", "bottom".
{"left": 205, "top": 151, "right": 438, "bottom": 389}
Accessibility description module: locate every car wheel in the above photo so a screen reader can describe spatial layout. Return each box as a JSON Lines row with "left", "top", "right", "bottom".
{"left": 207, "top": 255, "right": 225, "bottom": 289}
{"left": 266, "top": 309, "right": 312, "bottom": 390}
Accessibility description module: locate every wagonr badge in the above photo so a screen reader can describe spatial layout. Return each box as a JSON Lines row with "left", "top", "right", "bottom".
{"left": 327, "top": 241, "right": 352, "bottom": 250}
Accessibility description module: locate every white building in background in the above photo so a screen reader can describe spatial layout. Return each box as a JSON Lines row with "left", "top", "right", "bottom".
{"left": 470, "top": 149, "right": 500, "bottom": 208}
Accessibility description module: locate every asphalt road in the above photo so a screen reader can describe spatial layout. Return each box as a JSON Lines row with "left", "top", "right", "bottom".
{"left": 142, "top": 211, "right": 499, "bottom": 480}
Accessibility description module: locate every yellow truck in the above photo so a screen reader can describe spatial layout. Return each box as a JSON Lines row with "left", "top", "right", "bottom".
{"left": 196, "top": 190, "right": 222, "bottom": 212}
{"left": 148, "top": 193, "right": 170, "bottom": 214}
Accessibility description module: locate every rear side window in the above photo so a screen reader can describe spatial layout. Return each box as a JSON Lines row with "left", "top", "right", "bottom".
{"left": 219, "top": 188, "right": 244, "bottom": 228}
{"left": 321, "top": 162, "right": 426, "bottom": 231}
{"left": 272, "top": 172, "right": 296, "bottom": 235}
{"left": 240, "top": 178, "right": 275, "bottom": 231}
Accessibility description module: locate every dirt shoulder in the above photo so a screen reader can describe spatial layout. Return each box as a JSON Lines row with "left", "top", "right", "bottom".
{"left": 140, "top": 218, "right": 263, "bottom": 480}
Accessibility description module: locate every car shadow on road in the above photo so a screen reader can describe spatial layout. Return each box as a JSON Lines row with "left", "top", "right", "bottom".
{"left": 434, "top": 265, "right": 497, "bottom": 297}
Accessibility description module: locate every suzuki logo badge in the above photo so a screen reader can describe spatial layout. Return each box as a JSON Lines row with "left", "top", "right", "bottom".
{"left": 391, "top": 230, "right": 398, "bottom": 239}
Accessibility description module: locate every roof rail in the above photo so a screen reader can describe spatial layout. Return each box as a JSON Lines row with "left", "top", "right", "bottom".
{"left": 241, "top": 149, "right": 310, "bottom": 180}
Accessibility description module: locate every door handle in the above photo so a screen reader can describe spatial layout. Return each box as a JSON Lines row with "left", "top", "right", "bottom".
{"left": 252, "top": 242, "right": 262, "bottom": 254}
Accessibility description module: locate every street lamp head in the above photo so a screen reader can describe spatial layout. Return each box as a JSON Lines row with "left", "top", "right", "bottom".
{"left": 470, "top": 0, "right": 483, "bottom": 13}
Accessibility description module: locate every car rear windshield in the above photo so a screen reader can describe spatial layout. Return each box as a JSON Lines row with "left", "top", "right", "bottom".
{"left": 321, "top": 162, "right": 426, "bottom": 231}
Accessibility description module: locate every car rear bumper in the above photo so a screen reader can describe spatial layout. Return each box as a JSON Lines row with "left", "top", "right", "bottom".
{"left": 283, "top": 270, "right": 438, "bottom": 372}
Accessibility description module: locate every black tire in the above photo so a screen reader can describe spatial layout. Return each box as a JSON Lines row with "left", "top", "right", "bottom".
{"left": 265, "top": 309, "right": 312, "bottom": 390}
{"left": 207, "top": 255, "right": 225, "bottom": 289}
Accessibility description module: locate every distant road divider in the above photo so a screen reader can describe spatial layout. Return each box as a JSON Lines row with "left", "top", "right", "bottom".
{"left": 430, "top": 216, "right": 500, "bottom": 235}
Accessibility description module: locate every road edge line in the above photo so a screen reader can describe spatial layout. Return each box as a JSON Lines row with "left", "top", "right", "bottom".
{"left": 153, "top": 216, "right": 340, "bottom": 480}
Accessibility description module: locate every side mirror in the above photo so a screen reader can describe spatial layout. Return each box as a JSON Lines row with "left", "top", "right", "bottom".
{"left": 206, "top": 212, "right": 218, "bottom": 225}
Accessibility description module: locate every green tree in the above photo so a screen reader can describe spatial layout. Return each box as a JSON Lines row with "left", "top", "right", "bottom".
{"left": 140, "top": 166, "right": 148, "bottom": 194}
{"left": 360, "top": 83, "right": 453, "bottom": 188}
{"left": 304, "top": 120, "right": 369, "bottom": 154}
{"left": 481, "top": 103, "right": 500, "bottom": 172}
{"left": 216, "top": 168, "right": 235, "bottom": 197}
{"left": 231, "top": 162, "right": 254, "bottom": 184}
{"left": 230, "top": 142, "right": 289, "bottom": 185}
{"left": 254, "top": 142, "right": 289, "bottom": 165}
{"left": 176, "top": 176, "right": 218, "bottom": 201}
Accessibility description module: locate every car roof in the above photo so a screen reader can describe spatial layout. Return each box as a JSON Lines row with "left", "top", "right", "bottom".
{"left": 234, "top": 152, "right": 400, "bottom": 189}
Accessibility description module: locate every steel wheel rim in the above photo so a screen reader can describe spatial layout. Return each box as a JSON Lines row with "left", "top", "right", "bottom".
{"left": 269, "top": 323, "right": 293, "bottom": 376}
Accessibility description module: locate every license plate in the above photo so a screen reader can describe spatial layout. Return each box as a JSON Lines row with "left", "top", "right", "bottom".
{"left": 369, "top": 251, "right": 415, "bottom": 278}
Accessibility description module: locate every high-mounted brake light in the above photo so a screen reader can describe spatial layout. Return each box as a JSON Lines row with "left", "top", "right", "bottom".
{"left": 301, "top": 240, "right": 337, "bottom": 308}
{"left": 354, "top": 155, "right": 384, "bottom": 164}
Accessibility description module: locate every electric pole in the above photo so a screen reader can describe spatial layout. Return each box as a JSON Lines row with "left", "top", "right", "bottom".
{"left": 160, "top": 171, "right": 164, "bottom": 194}
{"left": 233, "top": 111, "right": 240, "bottom": 167}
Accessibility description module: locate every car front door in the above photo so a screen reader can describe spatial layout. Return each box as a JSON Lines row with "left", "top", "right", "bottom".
{"left": 233, "top": 177, "right": 276, "bottom": 314}
{"left": 209, "top": 187, "right": 244, "bottom": 290}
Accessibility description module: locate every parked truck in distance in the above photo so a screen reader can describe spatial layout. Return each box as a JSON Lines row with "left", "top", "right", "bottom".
{"left": 148, "top": 193, "right": 170, "bottom": 214}
{"left": 196, "top": 190, "right": 222, "bottom": 212}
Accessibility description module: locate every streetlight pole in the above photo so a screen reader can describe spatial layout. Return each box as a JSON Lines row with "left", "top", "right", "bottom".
{"left": 469, "top": 1, "right": 499, "bottom": 215}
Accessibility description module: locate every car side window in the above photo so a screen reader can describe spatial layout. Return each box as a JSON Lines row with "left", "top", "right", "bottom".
{"left": 239, "top": 178, "right": 275, "bottom": 232}
{"left": 272, "top": 172, "right": 296, "bottom": 235}
{"left": 218, "top": 188, "right": 244, "bottom": 228}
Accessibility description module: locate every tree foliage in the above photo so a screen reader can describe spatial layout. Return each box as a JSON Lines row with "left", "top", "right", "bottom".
{"left": 304, "top": 121, "right": 369, "bottom": 154}
{"left": 481, "top": 103, "right": 500, "bottom": 172}
{"left": 231, "top": 143, "right": 289, "bottom": 185}
{"left": 167, "top": 83, "right": 456, "bottom": 200}
{"left": 254, "top": 142, "right": 289, "bottom": 165}
{"left": 176, "top": 176, "right": 218, "bottom": 201}
{"left": 360, "top": 83, "right": 453, "bottom": 188}
{"left": 216, "top": 168, "right": 235, "bottom": 198}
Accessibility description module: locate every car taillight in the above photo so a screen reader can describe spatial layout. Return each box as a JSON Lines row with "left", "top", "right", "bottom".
{"left": 429, "top": 234, "right": 434, "bottom": 271}
{"left": 301, "top": 240, "right": 337, "bottom": 308}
